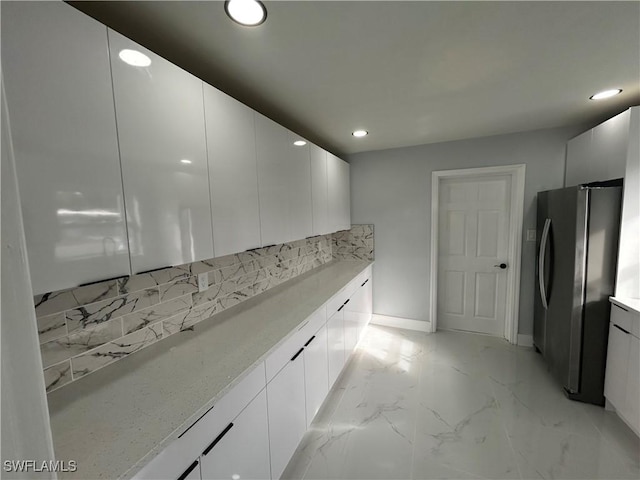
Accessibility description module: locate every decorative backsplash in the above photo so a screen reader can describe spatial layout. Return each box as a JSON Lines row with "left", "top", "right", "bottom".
{"left": 333, "top": 224, "right": 374, "bottom": 261}
{"left": 37, "top": 226, "right": 374, "bottom": 393}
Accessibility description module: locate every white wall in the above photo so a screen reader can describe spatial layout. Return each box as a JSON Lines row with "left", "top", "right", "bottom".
{"left": 1, "top": 80, "right": 56, "bottom": 479}
{"left": 348, "top": 125, "right": 585, "bottom": 335}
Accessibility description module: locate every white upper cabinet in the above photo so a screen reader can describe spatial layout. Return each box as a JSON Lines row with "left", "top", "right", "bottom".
{"left": 108, "top": 30, "right": 213, "bottom": 274}
{"left": 310, "top": 144, "right": 331, "bottom": 236}
{"left": 287, "top": 131, "right": 313, "bottom": 242}
{"left": 255, "top": 113, "right": 290, "bottom": 246}
{"left": 327, "top": 153, "right": 351, "bottom": 232}
{"left": 2, "top": 2, "right": 131, "bottom": 294}
{"left": 565, "top": 109, "right": 631, "bottom": 187}
{"left": 203, "top": 85, "right": 261, "bottom": 257}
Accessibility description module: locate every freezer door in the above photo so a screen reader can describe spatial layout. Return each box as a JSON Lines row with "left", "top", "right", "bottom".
{"left": 533, "top": 192, "right": 550, "bottom": 355}
{"left": 544, "top": 187, "right": 587, "bottom": 394}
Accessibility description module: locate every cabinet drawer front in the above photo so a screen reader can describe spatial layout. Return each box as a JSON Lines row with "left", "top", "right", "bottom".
{"left": 611, "top": 304, "right": 634, "bottom": 334}
{"left": 266, "top": 324, "right": 309, "bottom": 383}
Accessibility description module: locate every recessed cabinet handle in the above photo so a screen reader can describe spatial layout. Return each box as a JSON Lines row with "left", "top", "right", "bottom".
{"left": 203, "top": 423, "right": 234, "bottom": 456}
{"left": 344, "top": 299, "right": 350, "bottom": 305}
{"left": 304, "top": 335, "right": 316, "bottom": 347}
{"left": 177, "top": 460, "right": 199, "bottom": 480}
{"left": 291, "top": 348, "right": 304, "bottom": 361}
{"left": 613, "top": 324, "right": 631, "bottom": 335}
{"left": 337, "top": 304, "right": 345, "bottom": 312}
{"left": 614, "top": 304, "right": 629, "bottom": 312}
{"left": 361, "top": 279, "right": 369, "bottom": 286}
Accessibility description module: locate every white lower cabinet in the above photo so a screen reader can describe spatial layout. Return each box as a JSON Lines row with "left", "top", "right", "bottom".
{"left": 604, "top": 303, "right": 640, "bottom": 436}
{"left": 327, "top": 309, "right": 346, "bottom": 389}
{"left": 303, "top": 323, "right": 329, "bottom": 425}
{"left": 200, "top": 389, "right": 271, "bottom": 480}
{"left": 267, "top": 352, "right": 307, "bottom": 480}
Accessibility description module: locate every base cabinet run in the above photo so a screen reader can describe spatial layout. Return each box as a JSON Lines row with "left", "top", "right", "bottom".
{"left": 133, "top": 265, "right": 372, "bottom": 480}
{"left": 604, "top": 303, "right": 640, "bottom": 436}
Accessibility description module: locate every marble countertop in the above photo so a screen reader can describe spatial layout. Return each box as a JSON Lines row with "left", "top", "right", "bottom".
{"left": 610, "top": 297, "right": 640, "bottom": 315}
{"left": 46, "top": 260, "right": 372, "bottom": 480}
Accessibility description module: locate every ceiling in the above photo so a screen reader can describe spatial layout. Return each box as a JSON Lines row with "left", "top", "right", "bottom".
{"left": 69, "top": 1, "right": 640, "bottom": 156}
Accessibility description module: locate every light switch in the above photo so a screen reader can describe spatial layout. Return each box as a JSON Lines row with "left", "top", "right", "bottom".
{"left": 527, "top": 229, "right": 536, "bottom": 242}
{"left": 197, "top": 273, "right": 209, "bottom": 292}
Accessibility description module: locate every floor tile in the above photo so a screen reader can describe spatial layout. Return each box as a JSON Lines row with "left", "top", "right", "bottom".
{"left": 284, "top": 326, "right": 640, "bottom": 480}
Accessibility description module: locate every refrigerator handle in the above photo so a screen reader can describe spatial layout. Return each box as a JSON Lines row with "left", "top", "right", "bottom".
{"left": 538, "top": 218, "right": 551, "bottom": 310}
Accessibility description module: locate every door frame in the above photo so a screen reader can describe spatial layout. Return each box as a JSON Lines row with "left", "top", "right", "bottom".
{"left": 429, "top": 164, "right": 526, "bottom": 343}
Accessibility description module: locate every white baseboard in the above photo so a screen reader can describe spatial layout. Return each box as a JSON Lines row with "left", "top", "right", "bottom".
{"left": 517, "top": 334, "right": 534, "bottom": 347}
{"left": 371, "top": 314, "right": 431, "bottom": 332}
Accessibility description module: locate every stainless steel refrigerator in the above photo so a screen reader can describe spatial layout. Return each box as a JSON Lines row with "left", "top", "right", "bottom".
{"left": 534, "top": 181, "right": 622, "bottom": 405}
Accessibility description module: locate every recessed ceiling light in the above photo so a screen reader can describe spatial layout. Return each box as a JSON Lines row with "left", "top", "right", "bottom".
{"left": 352, "top": 130, "right": 368, "bottom": 138}
{"left": 225, "top": 0, "right": 267, "bottom": 27}
{"left": 118, "top": 49, "right": 151, "bottom": 67}
{"left": 590, "top": 89, "right": 622, "bottom": 100}
{"left": 180, "top": 159, "right": 192, "bottom": 165}
{"left": 293, "top": 140, "right": 307, "bottom": 146}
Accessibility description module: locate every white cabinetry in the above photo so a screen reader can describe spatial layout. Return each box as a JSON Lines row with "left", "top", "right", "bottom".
{"left": 203, "top": 85, "right": 261, "bottom": 256}
{"left": 108, "top": 30, "right": 213, "bottom": 273}
{"left": 565, "top": 109, "right": 631, "bottom": 187}
{"left": 255, "top": 114, "right": 290, "bottom": 246}
{"left": 2, "top": 1, "right": 131, "bottom": 294}
{"left": 200, "top": 389, "right": 271, "bottom": 480}
{"left": 266, "top": 351, "right": 307, "bottom": 480}
{"left": 287, "top": 131, "right": 313, "bottom": 242}
{"left": 604, "top": 302, "right": 640, "bottom": 436}
{"left": 310, "top": 145, "right": 331, "bottom": 236}
{"left": 304, "top": 323, "right": 330, "bottom": 425}
{"left": 255, "top": 113, "right": 313, "bottom": 246}
{"left": 327, "top": 153, "right": 351, "bottom": 232}
{"left": 327, "top": 308, "right": 346, "bottom": 389}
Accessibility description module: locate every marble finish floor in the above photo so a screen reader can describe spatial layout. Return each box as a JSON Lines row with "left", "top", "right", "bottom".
{"left": 283, "top": 326, "right": 640, "bottom": 480}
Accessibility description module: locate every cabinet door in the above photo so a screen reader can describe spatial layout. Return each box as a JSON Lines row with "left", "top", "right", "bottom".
{"left": 200, "top": 389, "right": 271, "bottom": 480}
{"left": 267, "top": 353, "right": 307, "bottom": 480}
{"left": 343, "top": 297, "right": 359, "bottom": 356}
{"left": 327, "top": 154, "right": 351, "bottom": 232}
{"left": 624, "top": 336, "right": 640, "bottom": 434}
{"left": 108, "top": 30, "right": 213, "bottom": 273}
{"left": 203, "top": 85, "right": 261, "bottom": 256}
{"left": 2, "top": 2, "right": 131, "bottom": 294}
{"left": 310, "top": 145, "right": 330, "bottom": 236}
{"left": 255, "top": 113, "right": 290, "bottom": 246}
{"left": 591, "top": 110, "right": 630, "bottom": 182}
{"left": 565, "top": 131, "right": 592, "bottom": 187}
{"left": 327, "top": 309, "right": 346, "bottom": 389}
{"left": 287, "top": 131, "right": 313, "bottom": 242}
{"left": 303, "top": 323, "right": 329, "bottom": 426}
{"left": 604, "top": 322, "right": 630, "bottom": 410}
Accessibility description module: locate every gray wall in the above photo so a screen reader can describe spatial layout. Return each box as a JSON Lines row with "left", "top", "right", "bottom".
{"left": 348, "top": 125, "right": 586, "bottom": 336}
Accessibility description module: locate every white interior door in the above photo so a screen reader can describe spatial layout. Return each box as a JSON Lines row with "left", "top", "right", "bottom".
{"left": 437, "top": 174, "right": 511, "bottom": 336}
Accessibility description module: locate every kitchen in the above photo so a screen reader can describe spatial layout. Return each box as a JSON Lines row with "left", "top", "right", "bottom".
{"left": 2, "top": 1, "right": 639, "bottom": 479}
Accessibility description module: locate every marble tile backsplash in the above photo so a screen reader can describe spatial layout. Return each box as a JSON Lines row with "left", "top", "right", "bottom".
{"left": 36, "top": 226, "right": 373, "bottom": 393}
{"left": 332, "top": 224, "right": 374, "bottom": 261}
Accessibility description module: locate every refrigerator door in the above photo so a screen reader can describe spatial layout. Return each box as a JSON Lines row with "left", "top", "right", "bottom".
{"left": 544, "top": 187, "right": 588, "bottom": 394}
{"left": 577, "top": 186, "right": 622, "bottom": 404}
{"left": 533, "top": 192, "right": 550, "bottom": 355}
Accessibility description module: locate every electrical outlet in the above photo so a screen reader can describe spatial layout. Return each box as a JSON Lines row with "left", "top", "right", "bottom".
{"left": 527, "top": 229, "right": 536, "bottom": 242}
{"left": 197, "top": 273, "right": 209, "bottom": 292}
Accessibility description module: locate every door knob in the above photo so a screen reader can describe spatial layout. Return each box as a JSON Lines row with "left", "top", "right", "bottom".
{"left": 494, "top": 263, "right": 508, "bottom": 269}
